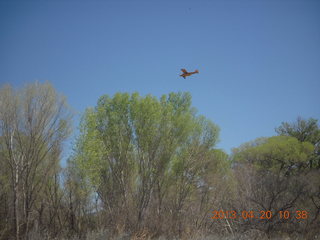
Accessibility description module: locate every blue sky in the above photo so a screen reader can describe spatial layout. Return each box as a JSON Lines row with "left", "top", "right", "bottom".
{"left": 1, "top": 0, "right": 320, "bottom": 162}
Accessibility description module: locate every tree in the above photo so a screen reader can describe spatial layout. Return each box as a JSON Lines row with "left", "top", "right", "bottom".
{"left": 276, "top": 117, "right": 320, "bottom": 168}
{"left": 0, "top": 82, "right": 72, "bottom": 239}
{"left": 276, "top": 118, "right": 320, "bottom": 235}
{"left": 72, "top": 92, "right": 221, "bottom": 235}
{"left": 232, "top": 136, "right": 314, "bottom": 234}
{"left": 233, "top": 136, "right": 314, "bottom": 174}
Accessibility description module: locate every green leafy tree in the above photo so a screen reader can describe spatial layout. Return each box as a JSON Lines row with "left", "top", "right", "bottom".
{"left": 233, "top": 136, "right": 314, "bottom": 174}
{"left": 276, "top": 117, "right": 320, "bottom": 168}
{"left": 232, "top": 136, "right": 314, "bottom": 234}
{"left": 72, "top": 92, "right": 221, "bottom": 234}
{"left": 276, "top": 117, "right": 320, "bottom": 235}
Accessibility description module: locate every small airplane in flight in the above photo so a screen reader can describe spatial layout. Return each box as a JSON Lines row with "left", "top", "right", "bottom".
{"left": 180, "top": 69, "right": 199, "bottom": 79}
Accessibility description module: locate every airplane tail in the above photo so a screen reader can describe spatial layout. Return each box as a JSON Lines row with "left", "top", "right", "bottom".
{"left": 195, "top": 69, "right": 199, "bottom": 73}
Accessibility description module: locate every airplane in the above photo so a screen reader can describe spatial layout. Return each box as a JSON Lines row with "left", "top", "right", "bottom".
{"left": 180, "top": 69, "right": 199, "bottom": 79}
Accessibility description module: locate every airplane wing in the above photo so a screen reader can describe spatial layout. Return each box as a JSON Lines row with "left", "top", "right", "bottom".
{"left": 181, "top": 69, "right": 188, "bottom": 73}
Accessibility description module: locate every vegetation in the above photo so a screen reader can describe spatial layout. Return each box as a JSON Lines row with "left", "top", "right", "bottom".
{"left": 0, "top": 82, "right": 319, "bottom": 239}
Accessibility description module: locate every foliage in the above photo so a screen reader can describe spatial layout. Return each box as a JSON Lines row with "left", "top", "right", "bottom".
{"left": 276, "top": 117, "right": 320, "bottom": 169}
{"left": 232, "top": 135, "right": 319, "bottom": 235}
{"left": 1, "top": 82, "right": 319, "bottom": 239}
{"left": 233, "top": 136, "right": 314, "bottom": 173}
{"left": 71, "top": 92, "right": 222, "bottom": 234}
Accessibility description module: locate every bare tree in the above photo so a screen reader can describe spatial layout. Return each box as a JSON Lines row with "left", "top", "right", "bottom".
{"left": 0, "top": 82, "right": 72, "bottom": 239}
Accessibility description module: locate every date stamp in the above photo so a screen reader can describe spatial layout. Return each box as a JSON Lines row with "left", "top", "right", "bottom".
{"left": 211, "top": 210, "right": 308, "bottom": 220}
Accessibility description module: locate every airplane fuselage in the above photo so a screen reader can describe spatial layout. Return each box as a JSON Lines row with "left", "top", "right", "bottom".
{"left": 180, "top": 71, "right": 198, "bottom": 78}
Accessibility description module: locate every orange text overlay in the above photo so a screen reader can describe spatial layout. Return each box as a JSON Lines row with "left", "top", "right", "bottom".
{"left": 211, "top": 210, "right": 308, "bottom": 220}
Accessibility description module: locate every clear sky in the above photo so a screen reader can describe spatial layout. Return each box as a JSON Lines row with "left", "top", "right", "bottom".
{"left": 1, "top": 0, "right": 320, "bottom": 162}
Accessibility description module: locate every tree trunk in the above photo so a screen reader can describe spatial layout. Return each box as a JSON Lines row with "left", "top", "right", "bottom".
{"left": 13, "top": 166, "right": 20, "bottom": 240}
